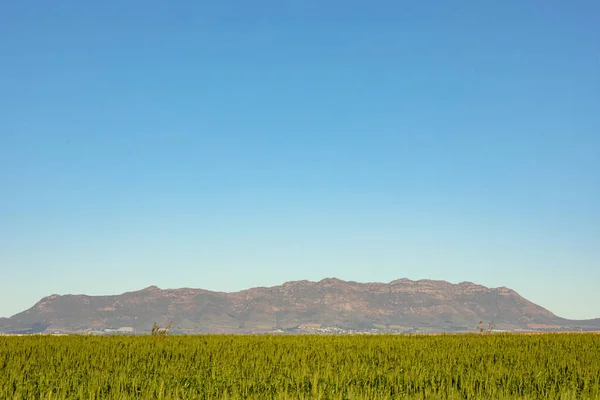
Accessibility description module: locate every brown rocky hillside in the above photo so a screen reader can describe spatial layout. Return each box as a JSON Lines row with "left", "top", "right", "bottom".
{"left": 1, "top": 278, "right": 598, "bottom": 334}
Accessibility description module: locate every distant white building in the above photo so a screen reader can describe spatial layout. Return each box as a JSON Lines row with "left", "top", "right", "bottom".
{"left": 103, "top": 327, "right": 134, "bottom": 334}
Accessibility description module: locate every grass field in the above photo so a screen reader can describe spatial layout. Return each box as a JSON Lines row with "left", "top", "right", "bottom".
{"left": 1, "top": 333, "right": 599, "bottom": 399}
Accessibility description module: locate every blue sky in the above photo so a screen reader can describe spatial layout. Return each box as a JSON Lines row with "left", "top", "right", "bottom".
{"left": 1, "top": 0, "right": 599, "bottom": 320}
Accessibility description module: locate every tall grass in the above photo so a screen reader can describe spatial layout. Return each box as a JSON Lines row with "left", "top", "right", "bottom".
{"left": 1, "top": 333, "right": 599, "bottom": 399}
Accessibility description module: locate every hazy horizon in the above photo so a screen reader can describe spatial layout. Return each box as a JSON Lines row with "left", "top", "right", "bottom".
{"left": 1, "top": 0, "right": 599, "bottom": 320}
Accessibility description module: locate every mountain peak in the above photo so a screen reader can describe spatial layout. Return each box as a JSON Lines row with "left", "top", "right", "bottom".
{"left": 317, "top": 277, "right": 346, "bottom": 286}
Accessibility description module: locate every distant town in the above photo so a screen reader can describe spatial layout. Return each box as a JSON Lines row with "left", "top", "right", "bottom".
{"left": 2, "top": 323, "right": 590, "bottom": 336}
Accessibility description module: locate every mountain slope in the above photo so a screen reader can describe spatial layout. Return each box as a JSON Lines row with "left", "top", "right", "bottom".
{"left": 1, "top": 278, "right": 598, "bottom": 334}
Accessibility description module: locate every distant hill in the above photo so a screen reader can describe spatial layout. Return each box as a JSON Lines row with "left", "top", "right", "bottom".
{"left": 1, "top": 278, "right": 599, "bottom": 334}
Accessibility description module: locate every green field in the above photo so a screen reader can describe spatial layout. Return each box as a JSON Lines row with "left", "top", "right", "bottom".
{"left": 1, "top": 333, "right": 599, "bottom": 399}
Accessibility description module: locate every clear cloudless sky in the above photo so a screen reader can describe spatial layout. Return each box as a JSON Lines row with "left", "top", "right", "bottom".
{"left": 1, "top": 0, "right": 599, "bottom": 320}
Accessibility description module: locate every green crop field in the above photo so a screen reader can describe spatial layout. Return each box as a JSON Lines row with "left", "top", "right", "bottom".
{"left": 1, "top": 333, "right": 599, "bottom": 399}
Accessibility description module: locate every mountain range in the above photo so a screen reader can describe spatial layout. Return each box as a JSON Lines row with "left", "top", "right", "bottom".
{"left": 1, "top": 278, "right": 599, "bottom": 334}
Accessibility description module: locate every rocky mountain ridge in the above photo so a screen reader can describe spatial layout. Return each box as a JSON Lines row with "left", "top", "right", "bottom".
{"left": 1, "top": 278, "right": 598, "bottom": 334}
